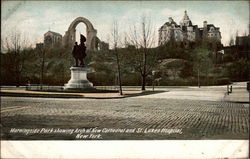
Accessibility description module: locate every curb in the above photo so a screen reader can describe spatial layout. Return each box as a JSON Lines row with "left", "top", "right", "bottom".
{"left": 223, "top": 101, "right": 250, "bottom": 104}
{"left": 0, "top": 92, "right": 126, "bottom": 99}
{"left": 0, "top": 91, "right": 165, "bottom": 99}
{"left": 0, "top": 93, "right": 83, "bottom": 98}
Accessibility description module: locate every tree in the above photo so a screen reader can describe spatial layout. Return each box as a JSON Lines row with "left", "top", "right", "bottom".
{"left": 37, "top": 47, "right": 46, "bottom": 89}
{"left": 226, "top": 58, "right": 249, "bottom": 81}
{"left": 166, "top": 59, "right": 184, "bottom": 81}
{"left": 180, "top": 61, "right": 194, "bottom": 78}
{"left": 192, "top": 47, "right": 213, "bottom": 87}
{"left": 111, "top": 20, "right": 123, "bottom": 95}
{"left": 2, "top": 28, "right": 30, "bottom": 86}
{"left": 125, "top": 16, "right": 157, "bottom": 90}
{"left": 229, "top": 35, "right": 235, "bottom": 46}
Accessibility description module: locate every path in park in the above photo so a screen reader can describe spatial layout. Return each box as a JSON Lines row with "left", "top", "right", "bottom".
{"left": 138, "top": 82, "right": 249, "bottom": 102}
{"left": 139, "top": 86, "right": 227, "bottom": 101}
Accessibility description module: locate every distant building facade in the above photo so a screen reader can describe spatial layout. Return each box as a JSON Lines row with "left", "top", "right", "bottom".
{"left": 224, "top": 35, "right": 250, "bottom": 60}
{"left": 44, "top": 31, "right": 62, "bottom": 47}
{"left": 35, "top": 43, "right": 44, "bottom": 49}
{"left": 158, "top": 11, "right": 222, "bottom": 45}
{"left": 98, "top": 41, "right": 109, "bottom": 51}
{"left": 235, "top": 35, "right": 250, "bottom": 46}
{"left": 36, "top": 30, "right": 110, "bottom": 51}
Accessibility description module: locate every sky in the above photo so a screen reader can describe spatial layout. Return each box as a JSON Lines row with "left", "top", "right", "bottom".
{"left": 1, "top": 1, "right": 249, "bottom": 48}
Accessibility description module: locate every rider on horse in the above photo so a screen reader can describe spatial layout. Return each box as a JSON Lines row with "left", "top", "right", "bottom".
{"left": 72, "top": 34, "right": 87, "bottom": 67}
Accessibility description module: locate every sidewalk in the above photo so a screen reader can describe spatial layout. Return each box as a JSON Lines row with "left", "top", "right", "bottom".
{"left": 223, "top": 82, "right": 250, "bottom": 103}
{"left": 131, "top": 82, "right": 249, "bottom": 103}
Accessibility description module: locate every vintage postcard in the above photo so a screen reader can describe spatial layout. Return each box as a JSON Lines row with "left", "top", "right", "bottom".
{"left": 1, "top": 0, "right": 249, "bottom": 158}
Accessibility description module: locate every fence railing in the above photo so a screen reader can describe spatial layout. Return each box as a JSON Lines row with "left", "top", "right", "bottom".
{"left": 25, "top": 84, "right": 120, "bottom": 91}
{"left": 1, "top": 85, "right": 190, "bottom": 91}
{"left": 25, "top": 84, "right": 63, "bottom": 91}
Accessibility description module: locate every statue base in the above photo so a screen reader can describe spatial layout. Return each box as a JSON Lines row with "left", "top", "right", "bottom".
{"left": 64, "top": 67, "right": 95, "bottom": 90}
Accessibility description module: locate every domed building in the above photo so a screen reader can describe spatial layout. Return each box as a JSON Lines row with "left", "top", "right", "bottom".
{"left": 158, "top": 11, "right": 221, "bottom": 46}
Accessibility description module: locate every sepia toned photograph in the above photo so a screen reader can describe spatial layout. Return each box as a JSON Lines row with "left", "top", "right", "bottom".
{"left": 1, "top": 0, "right": 249, "bottom": 158}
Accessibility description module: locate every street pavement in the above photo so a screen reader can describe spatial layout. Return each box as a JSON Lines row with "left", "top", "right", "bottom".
{"left": 1, "top": 82, "right": 249, "bottom": 140}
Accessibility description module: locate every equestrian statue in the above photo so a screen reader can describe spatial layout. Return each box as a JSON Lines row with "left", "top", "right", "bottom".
{"left": 72, "top": 34, "right": 87, "bottom": 67}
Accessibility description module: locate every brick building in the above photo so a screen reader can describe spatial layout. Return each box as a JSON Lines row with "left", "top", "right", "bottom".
{"left": 158, "top": 11, "right": 222, "bottom": 45}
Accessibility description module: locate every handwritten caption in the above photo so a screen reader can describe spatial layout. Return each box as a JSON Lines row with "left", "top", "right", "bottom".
{"left": 9, "top": 127, "right": 182, "bottom": 139}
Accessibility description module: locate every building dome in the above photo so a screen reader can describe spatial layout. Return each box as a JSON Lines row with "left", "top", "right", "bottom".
{"left": 180, "top": 10, "right": 192, "bottom": 26}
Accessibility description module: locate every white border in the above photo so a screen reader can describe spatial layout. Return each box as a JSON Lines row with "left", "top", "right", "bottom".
{"left": 1, "top": 140, "right": 249, "bottom": 159}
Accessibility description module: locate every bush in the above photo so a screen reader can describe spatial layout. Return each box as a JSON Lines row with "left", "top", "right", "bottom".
{"left": 214, "top": 77, "right": 230, "bottom": 85}
{"left": 160, "top": 77, "right": 197, "bottom": 86}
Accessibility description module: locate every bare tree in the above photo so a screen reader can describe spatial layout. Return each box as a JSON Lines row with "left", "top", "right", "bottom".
{"left": 126, "top": 16, "right": 157, "bottom": 90}
{"left": 37, "top": 47, "right": 46, "bottom": 89}
{"left": 111, "top": 20, "right": 123, "bottom": 95}
{"left": 167, "top": 60, "right": 183, "bottom": 81}
{"left": 2, "top": 28, "right": 30, "bottom": 86}
{"left": 229, "top": 35, "right": 235, "bottom": 46}
{"left": 192, "top": 47, "right": 213, "bottom": 87}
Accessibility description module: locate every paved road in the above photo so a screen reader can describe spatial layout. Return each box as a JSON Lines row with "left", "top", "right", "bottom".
{"left": 1, "top": 96, "right": 249, "bottom": 140}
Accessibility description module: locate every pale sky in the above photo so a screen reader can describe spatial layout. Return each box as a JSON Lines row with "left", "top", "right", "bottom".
{"left": 1, "top": 1, "right": 249, "bottom": 48}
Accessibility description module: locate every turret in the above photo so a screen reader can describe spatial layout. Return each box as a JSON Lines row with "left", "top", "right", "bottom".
{"left": 169, "top": 17, "right": 173, "bottom": 23}
{"left": 203, "top": 21, "right": 208, "bottom": 38}
{"left": 180, "top": 10, "right": 192, "bottom": 27}
{"left": 203, "top": 21, "right": 207, "bottom": 28}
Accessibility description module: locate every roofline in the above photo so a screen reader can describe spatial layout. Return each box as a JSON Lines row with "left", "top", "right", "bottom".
{"left": 44, "top": 31, "right": 62, "bottom": 36}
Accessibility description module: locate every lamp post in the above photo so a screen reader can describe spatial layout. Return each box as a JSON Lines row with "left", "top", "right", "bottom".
{"left": 198, "top": 68, "right": 200, "bottom": 88}
{"left": 247, "top": 82, "right": 250, "bottom": 104}
{"left": 152, "top": 70, "right": 155, "bottom": 91}
{"left": 39, "top": 47, "right": 45, "bottom": 90}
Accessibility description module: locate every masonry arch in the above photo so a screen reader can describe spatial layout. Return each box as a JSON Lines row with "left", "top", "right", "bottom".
{"left": 63, "top": 17, "right": 98, "bottom": 50}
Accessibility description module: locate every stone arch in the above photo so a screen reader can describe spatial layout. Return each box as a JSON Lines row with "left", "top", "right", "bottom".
{"left": 63, "top": 17, "right": 97, "bottom": 50}
{"left": 91, "top": 36, "right": 101, "bottom": 51}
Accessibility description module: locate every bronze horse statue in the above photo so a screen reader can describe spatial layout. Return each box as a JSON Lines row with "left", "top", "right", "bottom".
{"left": 72, "top": 34, "right": 87, "bottom": 67}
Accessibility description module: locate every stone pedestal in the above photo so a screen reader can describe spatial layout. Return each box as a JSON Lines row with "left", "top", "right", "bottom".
{"left": 64, "top": 67, "right": 94, "bottom": 90}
